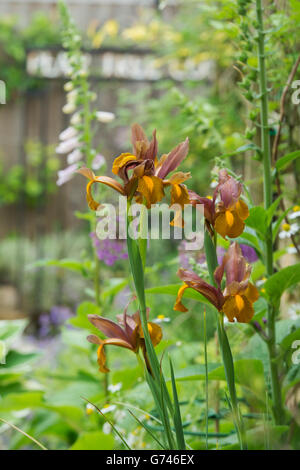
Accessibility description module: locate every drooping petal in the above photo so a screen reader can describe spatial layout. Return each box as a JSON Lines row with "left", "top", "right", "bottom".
{"left": 88, "top": 314, "right": 129, "bottom": 342}
{"left": 244, "top": 282, "right": 259, "bottom": 304}
{"left": 137, "top": 175, "right": 165, "bottom": 208}
{"left": 97, "top": 342, "right": 109, "bottom": 373}
{"left": 86, "top": 176, "right": 126, "bottom": 211}
{"left": 170, "top": 183, "right": 190, "bottom": 208}
{"left": 214, "top": 208, "right": 245, "bottom": 239}
{"left": 169, "top": 183, "right": 189, "bottom": 227}
{"left": 156, "top": 138, "right": 189, "bottom": 179}
{"left": 95, "top": 338, "right": 134, "bottom": 373}
{"left": 235, "top": 199, "right": 249, "bottom": 221}
{"left": 143, "top": 322, "right": 163, "bottom": 347}
{"left": 222, "top": 294, "right": 254, "bottom": 323}
{"left": 174, "top": 284, "right": 189, "bottom": 312}
{"left": 176, "top": 268, "right": 224, "bottom": 311}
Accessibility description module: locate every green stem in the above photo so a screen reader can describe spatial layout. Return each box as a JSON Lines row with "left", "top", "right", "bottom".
{"left": 203, "top": 309, "right": 209, "bottom": 450}
{"left": 204, "top": 230, "right": 247, "bottom": 449}
{"left": 126, "top": 199, "right": 176, "bottom": 449}
{"left": 255, "top": 0, "right": 284, "bottom": 424}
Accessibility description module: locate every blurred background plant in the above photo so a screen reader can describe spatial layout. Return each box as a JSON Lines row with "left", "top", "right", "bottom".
{"left": 0, "top": 0, "right": 299, "bottom": 451}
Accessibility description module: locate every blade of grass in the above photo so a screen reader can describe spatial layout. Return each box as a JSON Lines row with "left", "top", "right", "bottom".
{"left": 81, "top": 397, "right": 131, "bottom": 450}
{"left": 169, "top": 356, "right": 186, "bottom": 450}
{"left": 0, "top": 417, "right": 47, "bottom": 450}
{"left": 127, "top": 409, "right": 165, "bottom": 449}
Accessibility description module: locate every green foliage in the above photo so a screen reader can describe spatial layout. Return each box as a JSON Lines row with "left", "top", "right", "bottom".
{"left": 0, "top": 14, "right": 60, "bottom": 100}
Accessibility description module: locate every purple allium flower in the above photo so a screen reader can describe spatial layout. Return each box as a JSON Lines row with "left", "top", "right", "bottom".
{"left": 50, "top": 306, "right": 72, "bottom": 325}
{"left": 90, "top": 232, "right": 128, "bottom": 266}
{"left": 240, "top": 244, "right": 258, "bottom": 263}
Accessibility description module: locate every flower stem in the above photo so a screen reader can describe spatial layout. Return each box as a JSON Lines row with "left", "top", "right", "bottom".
{"left": 204, "top": 230, "right": 247, "bottom": 449}
{"left": 255, "top": 0, "right": 285, "bottom": 424}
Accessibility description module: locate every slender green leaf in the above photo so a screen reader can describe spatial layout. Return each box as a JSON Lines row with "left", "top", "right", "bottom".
{"left": 169, "top": 357, "right": 185, "bottom": 450}
{"left": 275, "top": 150, "right": 300, "bottom": 171}
{"left": 264, "top": 264, "right": 300, "bottom": 304}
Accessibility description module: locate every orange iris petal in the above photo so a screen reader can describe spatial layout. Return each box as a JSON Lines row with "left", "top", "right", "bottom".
{"left": 222, "top": 294, "right": 254, "bottom": 323}
{"left": 86, "top": 177, "right": 126, "bottom": 211}
{"left": 137, "top": 175, "right": 165, "bottom": 208}
{"left": 174, "top": 284, "right": 189, "bottom": 312}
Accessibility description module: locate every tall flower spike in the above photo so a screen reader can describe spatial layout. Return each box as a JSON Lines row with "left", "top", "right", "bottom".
{"left": 87, "top": 309, "right": 162, "bottom": 373}
{"left": 174, "top": 242, "right": 259, "bottom": 323}
{"left": 189, "top": 169, "right": 249, "bottom": 239}
{"left": 77, "top": 124, "right": 190, "bottom": 217}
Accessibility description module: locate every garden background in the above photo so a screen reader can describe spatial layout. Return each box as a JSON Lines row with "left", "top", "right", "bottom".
{"left": 0, "top": 0, "right": 299, "bottom": 451}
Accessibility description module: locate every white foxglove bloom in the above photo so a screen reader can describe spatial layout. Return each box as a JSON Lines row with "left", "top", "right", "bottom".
{"left": 70, "top": 112, "right": 81, "bottom": 125}
{"left": 96, "top": 111, "right": 115, "bottom": 123}
{"left": 59, "top": 126, "right": 77, "bottom": 141}
{"left": 279, "top": 223, "right": 299, "bottom": 239}
{"left": 62, "top": 102, "right": 76, "bottom": 114}
{"left": 64, "top": 81, "right": 73, "bottom": 92}
{"left": 56, "top": 137, "right": 79, "bottom": 154}
{"left": 56, "top": 164, "right": 78, "bottom": 186}
{"left": 91, "top": 153, "right": 106, "bottom": 170}
{"left": 67, "top": 149, "right": 82, "bottom": 165}
{"left": 67, "top": 89, "right": 78, "bottom": 104}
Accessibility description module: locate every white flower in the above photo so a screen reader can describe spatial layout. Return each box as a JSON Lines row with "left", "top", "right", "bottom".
{"left": 96, "top": 111, "right": 115, "bottom": 123}
{"left": 290, "top": 206, "right": 300, "bottom": 220}
{"left": 59, "top": 126, "right": 77, "bottom": 141}
{"left": 279, "top": 223, "right": 299, "bottom": 239}
{"left": 102, "top": 422, "right": 112, "bottom": 434}
{"left": 210, "top": 179, "right": 218, "bottom": 188}
{"left": 56, "top": 164, "right": 78, "bottom": 186}
{"left": 100, "top": 404, "right": 116, "bottom": 414}
{"left": 153, "top": 315, "right": 170, "bottom": 324}
{"left": 67, "top": 89, "right": 78, "bottom": 104}
{"left": 56, "top": 137, "right": 79, "bottom": 155}
{"left": 287, "top": 245, "right": 299, "bottom": 254}
{"left": 256, "top": 277, "right": 267, "bottom": 287}
{"left": 63, "top": 103, "right": 76, "bottom": 114}
{"left": 67, "top": 149, "right": 82, "bottom": 165}
{"left": 108, "top": 382, "right": 122, "bottom": 393}
{"left": 64, "top": 81, "right": 73, "bottom": 92}
{"left": 92, "top": 154, "right": 106, "bottom": 170}
{"left": 86, "top": 403, "right": 94, "bottom": 415}
{"left": 70, "top": 112, "right": 81, "bottom": 126}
